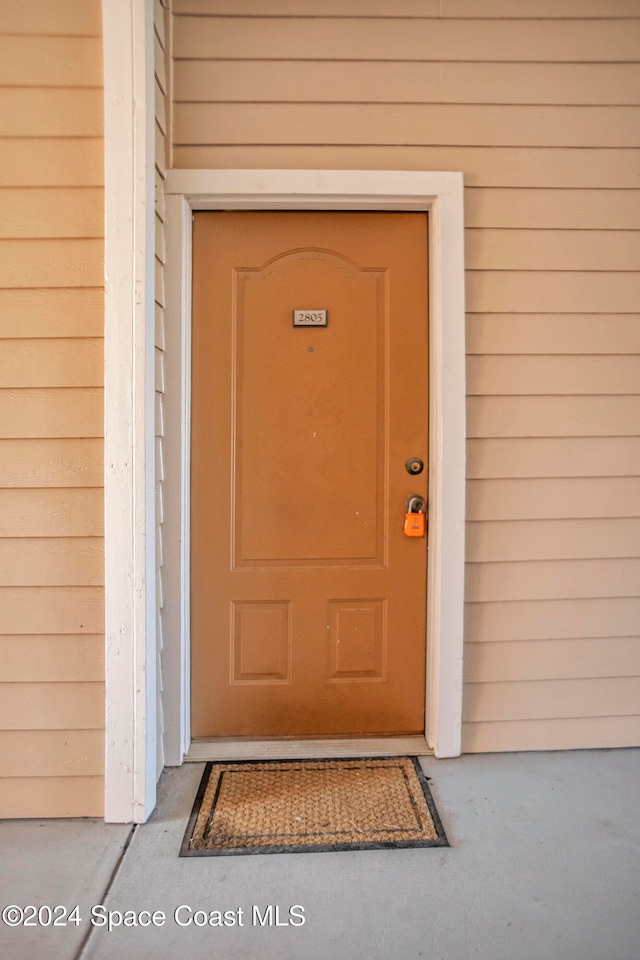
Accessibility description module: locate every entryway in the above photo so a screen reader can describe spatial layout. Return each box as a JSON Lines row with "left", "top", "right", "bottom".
{"left": 156, "top": 168, "right": 465, "bottom": 783}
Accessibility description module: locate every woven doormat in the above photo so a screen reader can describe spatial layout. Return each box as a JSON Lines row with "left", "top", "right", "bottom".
{"left": 180, "top": 757, "right": 448, "bottom": 856}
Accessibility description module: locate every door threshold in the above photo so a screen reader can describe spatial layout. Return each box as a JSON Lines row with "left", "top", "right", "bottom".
{"left": 185, "top": 736, "right": 433, "bottom": 762}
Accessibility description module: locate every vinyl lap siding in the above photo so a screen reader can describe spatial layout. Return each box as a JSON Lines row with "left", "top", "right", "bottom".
{"left": 171, "top": 0, "right": 640, "bottom": 752}
{"left": 0, "top": 0, "right": 104, "bottom": 816}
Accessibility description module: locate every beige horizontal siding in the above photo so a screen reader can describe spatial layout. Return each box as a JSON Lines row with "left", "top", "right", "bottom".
{"left": 154, "top": 33, "right": 166, "bottom": 90}
{"left": 0, "top": 0, "right": 105, "bottom": 817}
{"left": 466, "top": 519, "right": 640, "bottom": 561}
{"left": 0, "top": 289, "right": 103, "bottom": 338}
{"left": 0, "top": 439, "right": 103, "bottom": 486}
{"left": 173, "top": 17, "right": 640, "bottom": 61}
{"left": 155, "top": 122, "right": 166, "bottom": 179}
{"left": 467, "top": 271, "right": 640, "bottom": 314}
{"left": 0, "top": 140, "right": 103, "bottom": 188}
{"left": 467, "top": 396, "right": 640, "bottom": 437}
{"left": 467, "top": 316, "right": 640, "bottom": 355}
{"left": 173, "top": 0, "right": 640, "bottom": 16}
{"left": 0, "top": 587, "right": 104, "bottom": 635}
{"left": 0, "top": 776, "right": 103, "bottom": 818}
{"left": 0, "top": 730, "right": 104, "bottom": 778}
{"left": 156, "top": 87, "right": 166, "bottom": 139}
{"left": 0, "top": 89, "right": 103, "bottom": 138}
{"left": 175, "top": 0, "right": 438, "bottom": 13}
{"left": 444, "top": 0, "right": 640, "bottom": 15}
{"left": 465, "top": 559, "right": 640, "bottom": 602}
{"left": 0, "top": 683, "right": 104, "bottom": 730}
{"left": 174, "top": 145, "right": 640, "bottom": 190}
{"left": 468, "top": 355, "right": 640, "bottom": 394}
{"left": 464, "top": 677, "right": 640, "bottom": 722}
{"left": 466, "top": 231, "right": 640, "bottom": 272}
{"left": 0, "top": 188, "right": 103, "bottom": 239}
{"left": 0, "top": 239, "right": 103, "bottom": 288}
{"left": 0, "top": 388, "right": 103, "bottom": 438}
{"left": 175, "top": 104, "right": 640, "bottom": 148}
{"left": 464, "top": 637, "right": 640, "bottom": 683}
{"left": 0, "top": 339, "right": 103, "bottom": 387}
{"left": 462, "top": 716, "right": 640, "bottom": 754}
{"left": 0, "top": 489, "right": 103, "bottom": 537}
{"left": 155, "top": 166, "right": 165, "bottom": 218}
{"left": 465, "top": 598, "right": 640, "bottom": 642}
{"left": 467, "top": 438, "right": 640, "bottom": 479}
{"left": 465, "top": 190, "right": 640, "bottom": 229}
{"left": 155, "top": 216, "right": 165, "bottom": 270}
{"left": 174, "top": 2, "right": 640, "bottom": 757}
{"left": 467, "top": 478, "right": 640, "bottom": 519}
{"left": 0, "top": 36, "right": 102, "bottom": 86}
{"left": 0, "top": 636, "right": 104, "bottom": 682}
{"left": 175, "top": 61, "right": 640, "bottom": 106}
{"left": 0, "top": 0, "right": 101, "bottom": 35}
{"left": 0, "top": 538, "right": 104, "bottom": 585}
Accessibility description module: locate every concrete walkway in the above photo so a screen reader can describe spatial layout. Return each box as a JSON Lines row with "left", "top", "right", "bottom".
{"left": 1, "top": 749, "right": 639, "bottom": 960}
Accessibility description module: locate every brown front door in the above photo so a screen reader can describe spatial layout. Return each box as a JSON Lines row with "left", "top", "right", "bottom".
{"left": 190, "top": 211, "right": 429, "bottom": 739}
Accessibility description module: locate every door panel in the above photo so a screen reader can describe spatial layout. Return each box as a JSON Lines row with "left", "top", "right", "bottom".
{"left": 191, "top": 211, "right": 428, "bottom": 738}
{"left": 234, "top": 251, "right": 384, "bottom": 565}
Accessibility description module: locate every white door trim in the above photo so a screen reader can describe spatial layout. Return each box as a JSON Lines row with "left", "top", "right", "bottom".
{"left": 162, "top": 169, "right": 466, "bottom": 762}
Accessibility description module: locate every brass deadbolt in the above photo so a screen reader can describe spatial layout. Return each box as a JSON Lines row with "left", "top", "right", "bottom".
{"left": 405, "top": 458, "right": 424, "bottom": 475}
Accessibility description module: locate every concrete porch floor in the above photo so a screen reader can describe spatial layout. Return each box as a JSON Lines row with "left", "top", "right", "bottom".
{"left": 1, "top": 749, "right": 639, "bottom": 960}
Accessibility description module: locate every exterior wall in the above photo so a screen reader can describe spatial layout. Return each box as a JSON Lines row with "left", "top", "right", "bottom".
{"left": 171, "top": 0, "right": 640, "bottom": 752}
{"left": 0, "top": 0, "right": 105, "bottom": 815}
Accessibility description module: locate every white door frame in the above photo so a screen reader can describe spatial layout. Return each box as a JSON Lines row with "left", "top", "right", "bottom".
{"left": 161, "top": 169, "right": 466, "bottom": 766}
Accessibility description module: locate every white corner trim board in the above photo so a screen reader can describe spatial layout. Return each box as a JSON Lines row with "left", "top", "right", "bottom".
{"left": 103, "top": 0, "right": 157, "bottom": 824}
{"left": 161, "top": 169, "right": 466, "bottom": 765}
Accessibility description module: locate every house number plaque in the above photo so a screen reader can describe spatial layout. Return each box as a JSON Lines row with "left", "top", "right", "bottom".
{"left": 293, "top": 310, "right": 328, "bottom": 327}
